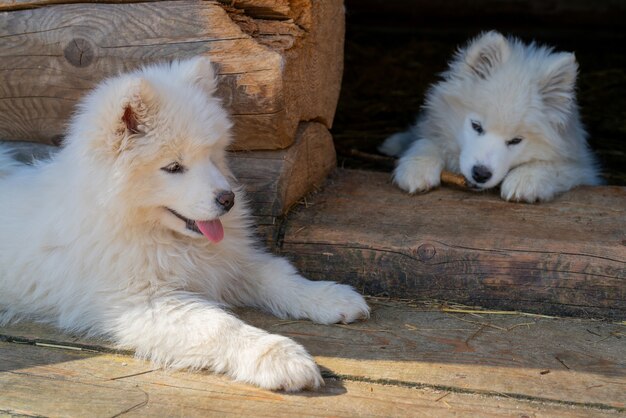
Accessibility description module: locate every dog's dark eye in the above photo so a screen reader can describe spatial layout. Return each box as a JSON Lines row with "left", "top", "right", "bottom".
{"left": 506, "top": 137, "right": 524, "bottom": 146}
{"left": 471, "top": 120, "right": 484, "bottom": 135}
{"left": 161, "top": 162, "right": 185, "bottom": 174}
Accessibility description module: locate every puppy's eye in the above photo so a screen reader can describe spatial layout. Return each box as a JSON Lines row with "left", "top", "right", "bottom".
{"left": 471, "top": 120, "right": 484, "bottom": 135}
{"left": 161, "top": 162, "right": 185, "bottom": 174}
{"left": 506, "top": 137, "right": 524, "bottom": 146}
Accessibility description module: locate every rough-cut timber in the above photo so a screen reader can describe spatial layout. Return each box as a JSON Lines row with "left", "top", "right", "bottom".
{"left": 230, "top": 122, "right": 336, "bottom": 225}
{"left": 0, "top": 0, "right": 344, "bottom": 150}
{"left": 0, "top": 121, "right": 335, "bottom": 225}
{"left": 1, "top": 300, "right": 624, "bottom": 416}
{"left": 276, "top": 170, "right": 626, "bottom": 319}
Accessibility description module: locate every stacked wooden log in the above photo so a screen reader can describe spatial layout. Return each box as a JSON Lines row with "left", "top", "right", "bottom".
{"left": 0, "top": 0, "right": 343, "bottom": 227}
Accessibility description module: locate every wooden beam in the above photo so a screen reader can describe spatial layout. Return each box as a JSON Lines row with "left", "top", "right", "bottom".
{"left": 275, "top": 170, "right": 626, "bottom": 318}
{"left": 6, "top": 341, "right": 619, "bottom": 418}
{"left": 1, "top": 299, "right": 624, "bottom": 414}
{"left": 0, "top": 0, "right": 293, "bottom": 16}
{"left": 230, "top": 121, "right": 336, "bottom": 222}
{"left": 0, "top": 0, "right": 344, "bottom": 150}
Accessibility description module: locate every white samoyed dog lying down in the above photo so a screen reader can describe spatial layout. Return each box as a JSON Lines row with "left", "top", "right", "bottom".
{"left": 379, "top": 31, "right": 601, "bottom": 202}
{"left": 0, "top": 57, "right": 369, "bottom": 391}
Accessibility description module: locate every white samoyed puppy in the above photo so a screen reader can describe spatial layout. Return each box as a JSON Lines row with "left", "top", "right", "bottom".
{"left": 379, "top": 31, "right": 601, "bottom": 202}
{"left": 0, "top": 57, "right": 369, "bottom": 391}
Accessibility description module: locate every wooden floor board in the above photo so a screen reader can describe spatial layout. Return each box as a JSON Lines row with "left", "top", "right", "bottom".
{"left": 1, "top": 342, "right": 621, "bottom": 418}
{"left": 1, "top": 299, "right": 624, "bottom": 416}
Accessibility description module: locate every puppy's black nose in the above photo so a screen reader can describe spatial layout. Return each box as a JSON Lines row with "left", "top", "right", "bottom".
{"left": 471, "top": 165, "right": 492, "bottom": 184}
{"left": 215, "top": 190, "right": 235, "bottom": 212}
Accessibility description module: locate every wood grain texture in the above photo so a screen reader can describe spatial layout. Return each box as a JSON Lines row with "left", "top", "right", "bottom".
{"left": 231, "top": 122, "right": 336, "bottom": 220}
{"left": 276, "top": 170, "right": 626, "bottom": 319}
{"left": 0, "top": 0, "right": 293, "bottom": 16}
{"left": 4, "top": 344, "right": 616, "bottom": 418}
{"left": 0, "top": 0, "right": 344, "bottom": 150}
{"left": 1, "top": 300, "right": 624, "bottom": 415}
{"left": 0, "top": 0, "right": 146, "bottom": 10}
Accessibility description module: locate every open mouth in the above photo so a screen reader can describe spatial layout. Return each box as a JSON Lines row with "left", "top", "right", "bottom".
{"left": 167, "top": 208, "right": 202, "bottom": 233}
{"left": 165, "top": 208, "right": 224, "bottom": 243}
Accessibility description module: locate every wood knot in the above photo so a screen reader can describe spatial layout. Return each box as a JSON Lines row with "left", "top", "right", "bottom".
{"left": 64, "top": 38, "right": 94, "bottom": 68}
{"left": 416, "top": 243, "right": 436, "bottom": 261}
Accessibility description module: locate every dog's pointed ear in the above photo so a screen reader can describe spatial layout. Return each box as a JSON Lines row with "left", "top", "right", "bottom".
{"left": 463, "top": 31, "right": 510, "bottom": 79}
{"left": 179, "top": 57, "right": 218, "bottom": 95}
{"left": 114, "top": 78, "right": 156, "bottom": 150}
{"left": 539, "top": 52, "right": 578, "bottom": 126}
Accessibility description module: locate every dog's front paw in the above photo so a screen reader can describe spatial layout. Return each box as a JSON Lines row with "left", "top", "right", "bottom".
{"left": 393, "top": 157, "right": 442, "bottom": 194}
{"left": 500, "top": 166, "right": 557, "bottom": 202}
{"left": 303, "top": 282, "right": 370, "bottom": 325}
{"left": 241, "top": 334, "right": 323, "bottom": 392}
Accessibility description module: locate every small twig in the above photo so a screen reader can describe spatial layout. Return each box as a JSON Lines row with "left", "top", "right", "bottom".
{"left": 271, "top": 320, "right": 306, "bottom": 327}
{"left": 440, "top": 170, "right": 469, "bottom": 188}
{"left": 555, "top": 356, "right": 571, "bottom": 370}
{"left": 292, "top": 226, "right": 307, "bottom": 235}
{"left": 344, "top": 148, "right": 395, "bottom": 164}
{"left": 506, "top": 322, "right": 536, "bottom": 331}
{"left": 586, "top": 328, "right": 602, "bottom": 337}
{"left": 450, "top": 315, "right": 507, "bottom": 331}
{"left": 435, "top": 392, "right": 450, "bottom": 402}
{"left": 34, "top": 342, "right": 98, "bottom": 352}
{"left": 441, "top": 308, "right": 557, "bottom": 319}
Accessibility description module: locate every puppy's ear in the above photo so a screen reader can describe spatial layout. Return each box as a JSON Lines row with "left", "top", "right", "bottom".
{"left": 178, "top": 56, "right": 218, "bottom": 95}
{"left": 538, "top": 52, "right": 578, "bottom": 126}
{"left": 115, "top": 78, "right": 156, "bottom": 151}
{"left": 463, "top": 31, "right": 510, "bottom": 79}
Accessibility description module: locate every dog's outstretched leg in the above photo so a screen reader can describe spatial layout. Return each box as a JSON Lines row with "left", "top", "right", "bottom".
{"left": 108, "top": 292, "right": 323, "bottom": 391}
{"left": 237, "top": 253, "right": 370, "bottom": 325}
{"left": 393, "top": 138, "right": 445, "bottom": 194}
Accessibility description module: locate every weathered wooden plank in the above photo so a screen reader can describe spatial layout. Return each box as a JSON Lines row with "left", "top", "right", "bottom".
{"left": 2, "top": 300, "right": 624, "bottom": 410}
{"left": 0, "top": 0, "right": 344, "bottom": 150}
{"left": 241, "top": 302, "right": 626, "bottom": 409}
{"left": 0, "top": 0, "right": 143, "bottom": 11}
{"left": 277, "top": 170, "right": 626, "bottom": 318}
{"left": 0, "top": 0, "right": 293, "bottom": 17}
{"left": 230, "top": 122, "right": 336, "bottom": 219}
{"left": 1, "top": 311, "right": 623, "bottom": 417}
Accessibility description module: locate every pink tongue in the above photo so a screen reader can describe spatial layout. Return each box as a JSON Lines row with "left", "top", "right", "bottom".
{"left": 196, "top": 219, "right": 224, "bottom": 243}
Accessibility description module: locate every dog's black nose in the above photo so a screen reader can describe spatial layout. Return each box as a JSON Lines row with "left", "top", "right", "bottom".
{"left": 471, "top": 165, "right": 492, "bottom": 184}
{"left": 215, "top": 190, "right": 235, "bottom": 212}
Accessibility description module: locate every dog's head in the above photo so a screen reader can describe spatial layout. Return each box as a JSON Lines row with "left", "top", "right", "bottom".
{"left": 445, "top": 31, "right": 579, "bottom": 189}
{"left": 69, "top": 57, "right": 235, "bottom": 242}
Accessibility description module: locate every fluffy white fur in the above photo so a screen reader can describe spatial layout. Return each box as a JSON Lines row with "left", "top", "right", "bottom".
{"left": 379, "top": 31, "right": 601, "bottom": 202}
{"left": 0, "top": 57, "right": 369, "bottom": 391}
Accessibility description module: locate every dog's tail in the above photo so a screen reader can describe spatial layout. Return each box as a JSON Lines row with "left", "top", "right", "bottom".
{"left": 378, "top": 130, "right": 416, "bottom": 157}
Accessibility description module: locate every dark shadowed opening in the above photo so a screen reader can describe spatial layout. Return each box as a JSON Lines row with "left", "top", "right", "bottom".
{"left": 334, "top": 0, "right": 626, "bottom": 185}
